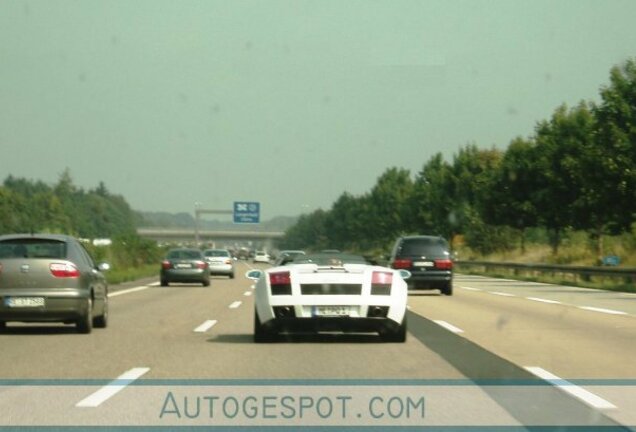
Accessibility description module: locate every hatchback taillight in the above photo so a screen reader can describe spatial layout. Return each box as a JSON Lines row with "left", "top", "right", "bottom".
{"left": 434, "top": 259, "right": 453, "bottom": 270}
{"left": 50, "top": 263, "right": 80, "bottom": 278}
{"left": 161, "top": 260, "right": 172, "bottom": 269}
{"left": 392, "top": 259, "right": 412, "bottom": 269}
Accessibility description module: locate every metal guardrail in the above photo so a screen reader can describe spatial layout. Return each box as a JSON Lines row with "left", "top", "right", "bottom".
{"left": 455, "top": 260, "right": 636, "bottom": 284}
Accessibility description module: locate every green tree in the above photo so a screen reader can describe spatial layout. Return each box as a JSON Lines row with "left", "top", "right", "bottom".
{"left": 411, "top": 154, "right": 456, "bottom": 239}
{"left": 532, "top": 104, "right": 593, "bottom": 254}
{"left": 364, "top": 167, "right": 414, "bottom": 249}
{"left": 482, "top": 137, "right": 539, "bottom": 252}
{"left": 583, "top": 58, "right": 636, "bottom": 258}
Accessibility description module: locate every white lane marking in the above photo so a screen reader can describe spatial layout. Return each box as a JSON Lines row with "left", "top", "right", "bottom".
{"left": 524, "top": 367, "right": 616, "bottom": 410}
{"left": 76, "top": 367, "right": 150, "bottom": 408}
{"left": 434, "top": 320, "right": 464, "bottom": 334}
{"left": 459, "top": 286, "right": 482, "bottom": 291}
{"left": 527, "top": 297, "right": 562, "bottom": 305}
{"left": 109, "top": 286, "right": 150, "bottom": 298}
{"left": 578, "top": 306, "right": 627, "bottom": 316}
{"left": 194, "top": 320, "right": 218, "bottom": 333}
{"left": 490, "top": 291, "right": 515, "bottom": 297}
{"left": 243, "top": 291, "right": 252, "bottom": 297}
{"left": 229, "top": 301, "right": 242, "bottom": 309}
{"left": 251, "top": 284, "right": 256, "bottom": 290}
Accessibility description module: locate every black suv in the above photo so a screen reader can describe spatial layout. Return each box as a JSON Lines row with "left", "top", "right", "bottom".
{"left": 389, "top": 235, "right": 453, "bottom": 295}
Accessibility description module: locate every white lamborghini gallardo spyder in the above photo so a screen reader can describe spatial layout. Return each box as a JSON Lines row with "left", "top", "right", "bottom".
{"left": 245, "top": 252, "right": 410, "bottom": 342}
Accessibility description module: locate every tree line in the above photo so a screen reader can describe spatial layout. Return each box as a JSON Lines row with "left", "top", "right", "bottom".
{"left": 0, "top": 169, "right": 138, "bottom": 238}
{"left": 279, "top": 59, "right": 636, "bottom": 259}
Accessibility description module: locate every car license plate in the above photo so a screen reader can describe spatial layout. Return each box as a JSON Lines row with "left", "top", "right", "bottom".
{"left": 5, "top": 297, "right": 45, "bottom": 308}
{"left": 313, "top": 306, "right": 350, "bottom": 317}
{"left": 176, "top": 263, "right": 192, "bottom": 269}
{"left": 414, "top": 261, "right": 434, "bottom": 267}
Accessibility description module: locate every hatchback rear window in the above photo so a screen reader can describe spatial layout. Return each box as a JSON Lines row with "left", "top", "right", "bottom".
{"left": 399, "top": 238, "right": 448, "bottom": 256}
{"left": 0, "top": 239, "right": 67, "bottom": 259}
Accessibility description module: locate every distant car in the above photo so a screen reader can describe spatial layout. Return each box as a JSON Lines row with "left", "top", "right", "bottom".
{"left": 160, "top": 248, "right": 210, "bottom": 286}
{"left": 236, "top": 249, "right": 250, "bottom": 260}
{"left": 246, "top": 252, "right": 410, "bottom": 342}
{"left": 203, "top": 248, "right": 235, "bottom": 278}
{"left": 273, "top": 250, "right": 306, "bottom": 266}
{"left": 253, "top": 250, "right": 270, "bottom": 264}
{"left": 0, "top": 234, "right": 110, "bottom": 333}
{"left": 389, "top": 235, "right": 453, "bottom": 295}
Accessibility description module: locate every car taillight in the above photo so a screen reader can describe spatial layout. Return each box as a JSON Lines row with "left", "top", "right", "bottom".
{"left": 269, "top": 271, "right": 291, "bottom": 295}
{"left": 392, "top": 259, "right": 412, "bottom": 269}
{"left": 196, "top": 261, "right": 208, "bottom": 269}
{"left": 50, "top": 263, "right": 80, "bottom": 278}
{"left": 371, "top": 271, "right": 393, "bottom": 295}
{"left": 372, "top": 271, "right": 393, "bottom": 285}
{"left": 161, "top": 260, "right": 172, "bottom": 269}
{"left": 434, "top": 259, "right": 453, "bottom": 270}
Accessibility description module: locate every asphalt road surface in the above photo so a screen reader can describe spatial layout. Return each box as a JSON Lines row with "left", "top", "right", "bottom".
{"left": 1, "top": 261, "right": 635, "bottom": 429}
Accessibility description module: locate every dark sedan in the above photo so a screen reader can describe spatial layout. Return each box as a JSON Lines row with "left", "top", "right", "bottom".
{"left": 0, "top": 234, "right": 110, "bottom": 333}
{"left": 160, "top": 248, "right": 210, "bottom": 286}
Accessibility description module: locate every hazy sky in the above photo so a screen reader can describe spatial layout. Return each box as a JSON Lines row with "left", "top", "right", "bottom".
{"left": 2, "top": 0, "right": 636, "bottom": 220}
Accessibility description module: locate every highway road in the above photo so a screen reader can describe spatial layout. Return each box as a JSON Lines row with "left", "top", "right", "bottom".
{"left": 1, "top": 261, "right": 635, "bottom": 429}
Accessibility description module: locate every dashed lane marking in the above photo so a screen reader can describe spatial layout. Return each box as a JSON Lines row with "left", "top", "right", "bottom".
{"left": 524, "top": 367, "right": 616, "bottom": 410}
{"left": 194, "top": 320, "right": 218, "bottom": 333}
{"left": 434, "top": 320, "right": 464, "bottom": 334}
{"left": 76, "top": 367, "right": 150, "bottom": 408}
{"left": 578, "top": 306, "right": 627, "bottom": 316}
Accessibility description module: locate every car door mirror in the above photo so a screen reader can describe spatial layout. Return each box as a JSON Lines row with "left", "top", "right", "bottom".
{"left": 245, "top": 269, "right": 263, "bottom": 280}
{"left": 397, "top": 269, "right": 411, "bottom": 280}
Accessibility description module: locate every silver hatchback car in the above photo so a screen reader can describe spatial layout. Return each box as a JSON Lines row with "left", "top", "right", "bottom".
{"left": 0, "top": 234, "right": 110, "bottom": 333}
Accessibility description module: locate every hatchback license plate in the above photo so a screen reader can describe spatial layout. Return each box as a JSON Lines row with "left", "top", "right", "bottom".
{"left": 414, "top": 261, "right": 434, "bottom": 267}
{"left": 176, "top": 263, "right": 192, "bottom": 269}
{"left": 313, "top": 306, "right": 349, "bottom": 317}
{"left": 5, "top": 297, "right": 45, "bottom": 308}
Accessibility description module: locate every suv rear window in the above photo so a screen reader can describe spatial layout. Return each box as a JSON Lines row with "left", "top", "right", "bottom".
{"left": 399, "top": 237, "right": 448, "bottom": 256}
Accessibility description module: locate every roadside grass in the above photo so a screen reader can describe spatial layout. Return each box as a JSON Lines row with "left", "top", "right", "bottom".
{"left": 456, "top": 265, "right": 636, "bottom": 294}
{"left": 454, "top": 229, "right": 636, "bottom": 293}
{"left": 106, "top": 264, "right": 158, "bottom": 285}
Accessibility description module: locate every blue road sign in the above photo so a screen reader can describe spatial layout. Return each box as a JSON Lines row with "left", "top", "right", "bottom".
{"left": 233, "top": 201, "right": 260, "bottom": 224}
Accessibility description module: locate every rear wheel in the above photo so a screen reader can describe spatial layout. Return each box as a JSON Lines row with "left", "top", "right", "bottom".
{"left": 229, "top": 272, "right": 235, "bottom": 279}
{"left": 160, "top": 279, "right": 168, "bottom": 286}
{"left": 254, "top": 310, "right": 275, "bottom": 343}
{"left": 93, "top": 296, "right": 108, "bottom": 328}
{"left": 76, "top": 298, "right": 93, "bottom": 334}
{"left": 381, "top": 318, "right": 407, "bottom": 342}
{"left": 0, "top": 321, "right": 6, "bottom": 332}
{"left": 441, "top": 281, "right": 453, "bottom": 296}
{"left": 202, "top": 278, "right": 211, "bottom": 287}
